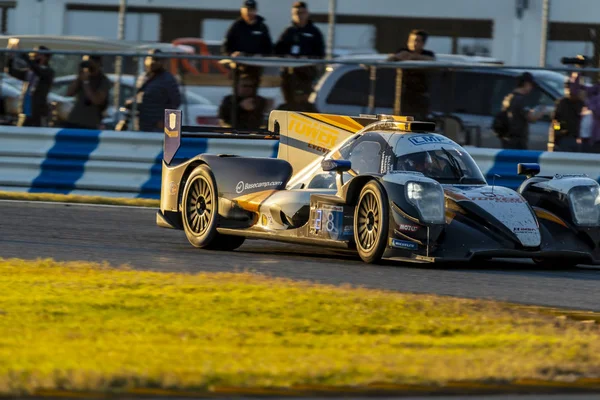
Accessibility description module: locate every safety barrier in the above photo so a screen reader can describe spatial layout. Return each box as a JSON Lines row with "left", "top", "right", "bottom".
{"left": 1, "top": 126, "right": 599, "bottom": 199}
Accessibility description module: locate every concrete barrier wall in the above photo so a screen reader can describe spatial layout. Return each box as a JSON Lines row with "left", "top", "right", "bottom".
{"left": 1, "top": 126, "right": 598, "bottom": 199}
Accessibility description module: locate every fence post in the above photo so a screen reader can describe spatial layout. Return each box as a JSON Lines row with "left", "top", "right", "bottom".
{"left": 393, "top": 68, "right": 403, "bottom": 116}
{"left": 113, "top": 0, "right": 127, "bottom": 126}
{"left": 368, "top": 65, "right": 377, "bottom": 114}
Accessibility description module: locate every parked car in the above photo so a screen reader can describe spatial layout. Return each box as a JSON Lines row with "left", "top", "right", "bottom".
{"left": 50, "top": 74, "right": 219, "bottom": 129}
{"left": 310, "top": 54, "right": 565, "bottom": 150}
{"left": 0, "top": 73, "right": 73, "bottom": 125}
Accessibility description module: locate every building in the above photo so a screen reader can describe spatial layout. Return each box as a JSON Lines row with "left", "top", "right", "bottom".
{"left": 4, "top": 0, "right": 600, "bottom": 67}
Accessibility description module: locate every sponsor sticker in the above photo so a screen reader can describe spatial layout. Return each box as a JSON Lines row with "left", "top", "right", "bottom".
{"left": 408, "top": 135, "right": 452, "bottom": 146}
{"left": 390, "top": 239, "right": 418, "bottom": 250}
{"left": 288, "top": 114, "right": 341, "bottom": 150}
{"left": 169, "top": 181, "right": 178, "bottom": 195}
{"left": 398, "top": 224, "right": 419, "bottom": 232}
{"left": 235, "top": 180, "right": 283, "bottom": 194}
{"left": 513, "top": 227, "right": 537, "bottom": 232}
{"left": 469, "top": 196, "right": 524, "bottom": 203}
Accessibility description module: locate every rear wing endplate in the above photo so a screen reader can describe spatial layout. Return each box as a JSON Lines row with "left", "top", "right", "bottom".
{"left": 162, "top": 109, "right": 279, "bottom": 165}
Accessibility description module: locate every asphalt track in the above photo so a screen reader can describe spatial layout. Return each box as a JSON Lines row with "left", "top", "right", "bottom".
{"left": 2, "top": 200, "right": 600, "bottom": 311}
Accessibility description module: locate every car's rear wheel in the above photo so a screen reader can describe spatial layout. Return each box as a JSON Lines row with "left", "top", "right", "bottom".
{"left": 182, "top": 165, "right": 245, "bottom": 250}
{"left": 532, "top": 257, "right": 579, "bottom": 269}
{"left": 354, "top": 181, "right": 389, "bottom": 264}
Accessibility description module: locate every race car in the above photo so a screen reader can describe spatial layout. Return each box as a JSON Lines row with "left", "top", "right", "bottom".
{"left": 156, "top": 109, "right": 600, "bottom": 267}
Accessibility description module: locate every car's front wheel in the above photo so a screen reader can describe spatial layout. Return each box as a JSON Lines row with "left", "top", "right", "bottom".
{"left": 354, "top": 181, "right": 389, "bottom": 264}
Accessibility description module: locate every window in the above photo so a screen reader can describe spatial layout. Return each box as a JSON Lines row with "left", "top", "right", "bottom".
{"left": 348, "top": 140, "right": 382, "bottom": 175}
{"left": 326, "top": 69, "right": 369, "bottom": 106}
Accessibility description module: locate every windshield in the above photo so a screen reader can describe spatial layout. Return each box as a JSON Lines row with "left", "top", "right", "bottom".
{"left": 394, "top": 147, "right": 486, "bottom": 184}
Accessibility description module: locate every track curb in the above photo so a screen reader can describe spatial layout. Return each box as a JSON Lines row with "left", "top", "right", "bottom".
{"left": 5, "top": 379, "right": 600, "bottom": 398}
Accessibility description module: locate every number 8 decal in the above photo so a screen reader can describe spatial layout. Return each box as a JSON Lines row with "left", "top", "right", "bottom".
{"left": 326, "top": 211, "right": 337, "bottom": 233}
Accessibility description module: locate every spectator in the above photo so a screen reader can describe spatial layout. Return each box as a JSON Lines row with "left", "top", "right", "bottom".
{"left": 64, "top": 55, "right": 111, "bottom": 130}
{"left": 550, "top": 81, "right": 585, "bottom": 152}
{"left": 498, "top": 72, "right": 546, "bottom": 150}
{"left": 275, "top": 84, "right": 318, "bottom": 112}
{"left": 388, "top": 29, "right": 436, "bottom": 120}
{"left": 569, "top": 72, "right": 600, "bottom": 153}
{"left": 222, "top": 0, "right": 273, "bottom": 84}
{"left": 5, "top": 40, "right": 54, "bottom": 127}
{"left": 127, "top": 49, "right": 181, "bottom": 132}
{"left": 274, "top": 1, "right": 325, "bottom": 105}
{"left": 218, "top": 74, "right": 267, "bottom": 129}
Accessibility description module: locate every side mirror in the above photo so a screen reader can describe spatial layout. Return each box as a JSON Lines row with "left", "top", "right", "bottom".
{"left": 322, "top": 159, "right": 351, "bottom": 190}
{"left": 321, "top": 159, "right": 351, "bottom": 173}
{"left": 517, "top": 163, "right": 540, "bottom": 179}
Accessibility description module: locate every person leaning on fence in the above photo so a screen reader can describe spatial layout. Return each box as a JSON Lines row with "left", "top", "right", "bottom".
{"left": 493, "top": 72, "right": 546, "bottom": 150}
{"left": 550, "top": 81, "right": 585, "bottom": 152}
{"left": 218, "top": 74, "right": 267, "bottom": 130}
{"left": 221, "top": 0, "right": 273, "bottom": 85}
{"left": 64, "top": 55, "right": 111, "bottom": 130}
{"left": 126, "top": 49, "right": 181, "bottom": 132}
{"left": 275, "top": 83, "right": 318, "bottom": 112}
{"left": 274, "top": 1, "right": 325, "bottom": 105}
{"left": 388, "top": 29, "right": 436, "bottom": 121}
{"left": 5, "top": 40, "right": 54, "bottom": 127}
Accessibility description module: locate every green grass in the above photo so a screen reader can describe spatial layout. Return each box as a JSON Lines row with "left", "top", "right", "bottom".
{"left": 0, "top": 258, "right": 599, "bottom": 396}
{"left": 0, "top": 191, "right": 159, "bottom": 207}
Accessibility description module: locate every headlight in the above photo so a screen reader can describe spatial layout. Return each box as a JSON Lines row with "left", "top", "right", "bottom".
{"left": 406, "top": 181, "right": 445, "bottom": 224}
{"left": 568, "top": 184, "right": 600, "bottom": 226}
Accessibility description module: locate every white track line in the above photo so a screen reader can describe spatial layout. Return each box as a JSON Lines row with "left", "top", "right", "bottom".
{"left": 0, "top": 199, "right": 155, "bottom": 210}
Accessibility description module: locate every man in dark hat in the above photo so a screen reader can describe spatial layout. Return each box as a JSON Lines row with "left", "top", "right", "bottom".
{"left": 5, "top": 39, "right": 55, "bottom": 127}
{"left": 126, "top": 48, "right": 181, "bottom": 132}
{"left": 64, "top": 54, "right": 111, "bottom": 130}
{"left": 221, "top": 0, "right": 273, "bottom": 84}
{"left": 275, "top": 1, "right": 325, "bottom": 106}
{"left": 499, "top": 72, "right": 546, "bottom": 149}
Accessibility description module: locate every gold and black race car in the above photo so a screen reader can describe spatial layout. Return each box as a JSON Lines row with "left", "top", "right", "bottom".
{"left": 157, "top": 109, "right": 600, "bottom": 267}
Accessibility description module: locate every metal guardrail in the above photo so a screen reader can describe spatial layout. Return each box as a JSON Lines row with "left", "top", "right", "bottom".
{"left": 1, "top": 126, "right": 598, "bottom": 198}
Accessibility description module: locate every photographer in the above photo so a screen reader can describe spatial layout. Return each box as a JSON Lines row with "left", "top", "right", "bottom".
{"left": 64, "top": 55, "right": 111, "bottom": 130}
{"left": 5, "top": 40, "right": 54, "bottom": 127}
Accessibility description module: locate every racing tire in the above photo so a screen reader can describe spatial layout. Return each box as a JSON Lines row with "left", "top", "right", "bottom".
{"left": 181, "top": 165, "right": 246, "bottom": 251}
{"left": 354, "top": 180, "right": 390, "bottom": 264}
{"left": 182, "top": 165, "right": 220, "bottom": 248}
{"left": 532, "top": 257, "right": 579, "bottom": 269}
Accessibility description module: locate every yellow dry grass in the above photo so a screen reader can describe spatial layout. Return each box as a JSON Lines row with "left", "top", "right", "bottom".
{"left": 0, "top": 257, "right": 598, "bottom": 396}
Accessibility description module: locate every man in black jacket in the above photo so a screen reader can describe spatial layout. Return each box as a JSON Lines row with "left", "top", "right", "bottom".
{"left": 5, "top": 40, "right": 54, "bottom": 127}
{"left": 222, "top": 0, "right": 273, "bottom": 84}
{"left": 275, "top": 1, "right": 324, "bottom": 104}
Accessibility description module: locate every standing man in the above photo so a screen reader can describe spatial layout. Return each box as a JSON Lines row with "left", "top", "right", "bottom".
{"left": 550, "top": 81, "right": 585, "bottom": 152}
{"left": 64, "top": 55, "right": 111, "bottom": 130}
{"left": 388, "top": 29, "right": 436, "bottom": 120}
{"left": 5, "top": 40, "right": 54, "bottom": 127}
{"left": 275, "top": 1, "right": 325, "bottom": 105}
{"left": 222, "top": 0, "right": 273, "bottom": 84}
{"left": 499, "top": 72, "right": 546, "bottom": 150}
{"left": 128, "top": 49, "right": 181, "bottom": 132}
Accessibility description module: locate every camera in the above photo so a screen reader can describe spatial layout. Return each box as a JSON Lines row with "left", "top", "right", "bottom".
{"left": 561, "top": 55, "right": 592, "bottom": 67}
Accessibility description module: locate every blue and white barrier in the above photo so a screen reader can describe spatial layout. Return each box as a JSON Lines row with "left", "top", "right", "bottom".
{"left": 0, "top": 126, "right": 599, "bottom": 199}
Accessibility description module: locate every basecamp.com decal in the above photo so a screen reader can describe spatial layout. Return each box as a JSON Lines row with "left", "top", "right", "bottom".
{"left": 236, "top": 180, "right": 283, "bottom": 194}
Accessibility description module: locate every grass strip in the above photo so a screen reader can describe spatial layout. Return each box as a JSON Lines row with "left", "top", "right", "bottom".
{"left": 0, "top": 191, "right": 159, "bottom": 207}
{"left": 0, "top": 257, "right": 599, "bottom": 396}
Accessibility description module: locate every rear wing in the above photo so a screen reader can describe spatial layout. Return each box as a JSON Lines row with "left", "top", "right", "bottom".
{"left": 162, "top": 109, "right": 279, "bottom": 165}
